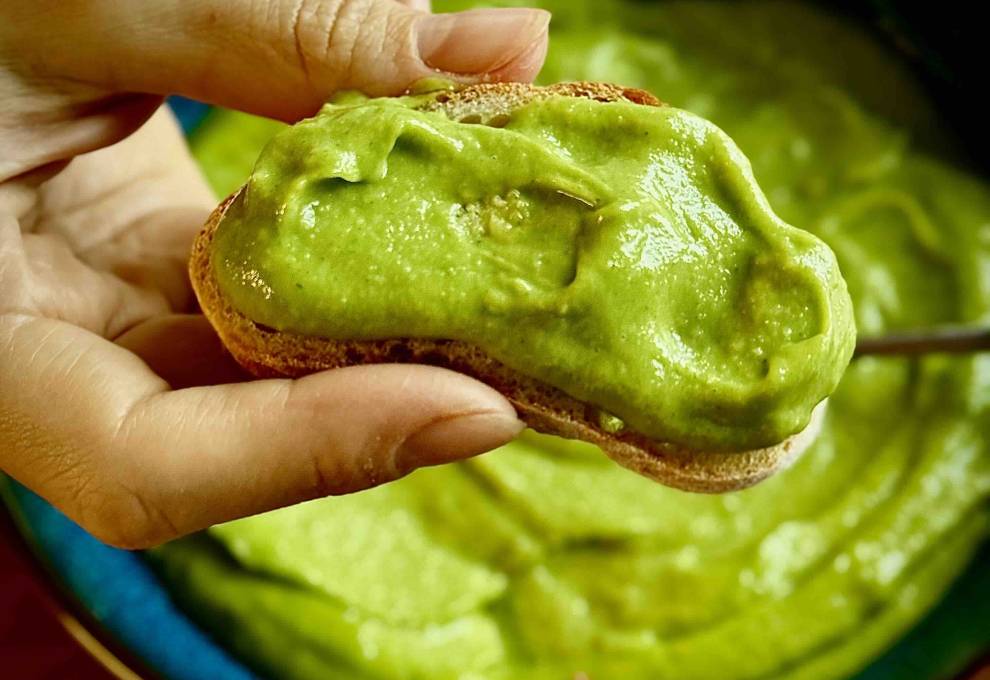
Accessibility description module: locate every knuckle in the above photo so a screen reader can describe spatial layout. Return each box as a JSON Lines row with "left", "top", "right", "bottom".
{"left": 290, "top": 0, "right": 412, "bottom": 91}
{"left": 308, "top": 452, "right": 343, "bottom": 497}
{"left": 283, "top": 378, "right": 394, "bottom": 495}
{"left": 351, "top": 3, "right": 417, "bottom": 81}
{"left": 71, "top": 481, "right": 178, "bottom": 550}
{"left": 287, "top": 0, "right": 347, "bottom": 77}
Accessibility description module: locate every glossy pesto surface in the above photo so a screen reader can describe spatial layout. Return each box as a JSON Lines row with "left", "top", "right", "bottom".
{"left": 211, "top": 91, "right": 854, "bottom": 451}
{"left": 154, "top": 2, "right": 990, "bottom": 679}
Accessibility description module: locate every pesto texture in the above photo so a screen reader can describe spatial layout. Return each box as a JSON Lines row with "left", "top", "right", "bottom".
{"left": 213, "top": 92, "right": 854, "bottom": 451}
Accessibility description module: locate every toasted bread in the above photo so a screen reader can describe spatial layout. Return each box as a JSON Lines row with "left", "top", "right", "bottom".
{"left": 190, "top": 82, "right": 825, "bottom": 493}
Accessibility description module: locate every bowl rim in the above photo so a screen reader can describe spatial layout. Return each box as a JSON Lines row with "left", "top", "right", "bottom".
{"left": 0, "top": 499, "right": 155, "bottom": 680}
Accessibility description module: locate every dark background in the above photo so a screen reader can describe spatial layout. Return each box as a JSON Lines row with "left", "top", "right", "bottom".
{"left": 0, "top": 512, "right": 114, "bottom": 679}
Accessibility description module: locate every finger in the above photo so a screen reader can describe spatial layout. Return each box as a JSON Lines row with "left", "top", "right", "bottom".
{"left": 114, "top": 314, "right": 251, "bottom": 389}
{"left": 8, "top": 1, "right": 550, "bottom": 121}
{"left": 0, "top": 314, "right": 522, "bottom": 549}
{"left": 4, "top": 108, "right": 212, "bottom": 337}
{"left": 32, "top": 107, "right": 214, "bottom": 315}
{"left": 398, "top": 0, "right": 431, "bottom": 10}
{"left": 0, "top": 92, "right": 162, "bottom": 185}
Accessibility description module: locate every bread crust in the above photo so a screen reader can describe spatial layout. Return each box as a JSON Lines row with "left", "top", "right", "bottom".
{"left": 190, "top": 82, "right": 824, "bottom": 493}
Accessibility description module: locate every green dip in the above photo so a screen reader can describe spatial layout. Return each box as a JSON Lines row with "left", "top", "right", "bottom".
{"left": 211, "top": 87, "right": 854, "bottom": 451}
{"left": 152, "top": 1, "right": 990, "bottom": 679}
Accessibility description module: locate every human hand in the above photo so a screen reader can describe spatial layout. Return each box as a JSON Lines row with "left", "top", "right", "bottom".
{"left": 0, "top": 0, "right": 547, "bottom": 549}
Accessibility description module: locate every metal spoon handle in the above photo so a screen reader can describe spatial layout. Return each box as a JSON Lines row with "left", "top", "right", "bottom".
{"left": 855, "top": 327, "right": 990, "bottom": 358}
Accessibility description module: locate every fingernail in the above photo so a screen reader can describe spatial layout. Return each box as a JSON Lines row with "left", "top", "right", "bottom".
{"left": 487, "top": 27, "right": 549, "bottom": 82}
{"left": 417, "top": 8, "right": 551, "bottom": 75}
{"left": 397, "top": 411, "right": 525, "bottom": 471}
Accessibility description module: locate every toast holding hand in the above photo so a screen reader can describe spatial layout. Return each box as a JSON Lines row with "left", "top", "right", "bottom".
{"left": 192, "top": 82, "right": 854, "bottom": 493}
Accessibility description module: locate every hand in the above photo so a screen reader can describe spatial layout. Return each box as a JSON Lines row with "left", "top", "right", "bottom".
{"left": 0, "top": 0, "right": 546, "bottom": 549}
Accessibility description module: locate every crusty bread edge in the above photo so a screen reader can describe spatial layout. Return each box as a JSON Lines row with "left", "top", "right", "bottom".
{"left": 189, "top": 82, "right": 825, "bottom": 494}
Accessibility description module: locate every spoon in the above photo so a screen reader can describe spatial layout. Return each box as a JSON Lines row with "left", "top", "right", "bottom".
{"left": 855, "top": 326, "right": 990, "bottom": 358}
{"left": 690, "top": 326, "right": 990, "bottom": 492}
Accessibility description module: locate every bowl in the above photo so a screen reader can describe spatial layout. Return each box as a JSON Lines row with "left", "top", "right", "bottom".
{"left": 2, "top": 2, "right": 988, "bottom": 678}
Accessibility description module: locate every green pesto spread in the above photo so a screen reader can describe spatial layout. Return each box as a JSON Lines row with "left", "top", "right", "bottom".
{"left": 154, "top": 1, "right": 990, "bottom": 679}
{"left": 211, "top": 87, "right": 855, "bottom": 452}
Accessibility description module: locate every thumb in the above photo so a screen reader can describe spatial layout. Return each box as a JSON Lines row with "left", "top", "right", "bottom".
{"left": 8, "top": 0, "right": 551, "bottom": 121}
{"left": 416, "top": 8, "right": 551, "bottom": 84}
{"left": 0, "top": 315, "right": 524, "bottom": 549}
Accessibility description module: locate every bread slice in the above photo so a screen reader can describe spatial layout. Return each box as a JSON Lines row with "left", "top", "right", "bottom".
{"left": 190, "top": 82, "right": 825, "bottom": 493}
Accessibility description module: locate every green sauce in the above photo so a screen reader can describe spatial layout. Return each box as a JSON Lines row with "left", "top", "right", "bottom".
{"left": 212, "top": 92, "right": 854, "bottom": 451}
{"left": 153, "top": 1, "right": 990, "bottom": 679}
